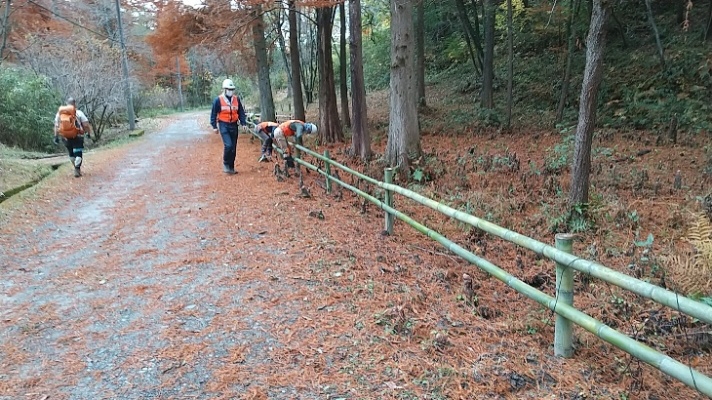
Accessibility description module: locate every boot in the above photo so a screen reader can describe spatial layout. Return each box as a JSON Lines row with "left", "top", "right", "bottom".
{"left": 258, "top": 154, "right": 269, "bottom": 163}
{"left": 223, "top": 164, "right": 236, "bottom": 175}
{"left": 74, "top": 167, "right": 81, "bottom": 177}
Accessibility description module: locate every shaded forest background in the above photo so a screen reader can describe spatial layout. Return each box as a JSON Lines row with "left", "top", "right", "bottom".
{"left": 2, "top": 1, "right": 712, "bottom": 398}
{"left": 0, "top": 0, "right": 710, "bottom": 150}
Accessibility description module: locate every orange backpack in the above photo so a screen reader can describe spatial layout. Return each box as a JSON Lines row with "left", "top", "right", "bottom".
{"left": 57, "top": 105, "right": 82, "bottom": 139}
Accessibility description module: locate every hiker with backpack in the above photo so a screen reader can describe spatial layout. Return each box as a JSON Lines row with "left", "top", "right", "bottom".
{"left": 210, "top": 79, "right": 247, "bottom": 175}
{"left": 54, "top": 98, "right": 93, "bottom": 178}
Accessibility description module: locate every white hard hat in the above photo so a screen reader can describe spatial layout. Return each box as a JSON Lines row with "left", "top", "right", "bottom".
{"left": 222, "top": 79, "right": 236, "bottom": 90}
{"left": 305, "top": 123, "right": 317, "bottom": 135}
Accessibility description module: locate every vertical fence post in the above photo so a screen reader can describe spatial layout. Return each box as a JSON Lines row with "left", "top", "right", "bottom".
{"left": 324, "top": 149, "right": 332, "bottom": 194}
{"left": 554, "top": 233, "right": 575, "bottom": 358}
{"left": 384, "top": 168, "right": 394, "bottom": 235}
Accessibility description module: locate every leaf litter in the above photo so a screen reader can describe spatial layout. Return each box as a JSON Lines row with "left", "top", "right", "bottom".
{"left": 0, "top": 112, "right": 709, "bottom": 399}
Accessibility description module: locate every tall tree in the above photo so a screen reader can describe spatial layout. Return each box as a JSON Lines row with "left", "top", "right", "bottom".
{"left": 705, "top": 0, "right": 712, "bottom": 41}
{"left": 643, "top": 0, "right": 665, "bottom": 68}
{"left": 350, "top": 0, "right": 371, "bottom": 158}
{"left": 481, "top": 0, "right": 495, "bottom": 108}
{"left": 505, "top": 0, "right": 513, "bottom": 128}
{"left": 386, "top": 0, "right": 421, "bottom": 168}
{"left": 115, "top": 0, "right": 136, "bottom": 130}
{"left": 414, "top": 0, "right": 426, "bottom": 108}
{"left": 339, "top": 2, "right": 351, "bottom": 128}
{"left": 271, "top": 9, "right": 293, "bottom": 98}
{"left": 0, "top": 0, "right": 10, "bottom": 64}
{"left": 570, "top": 0, "right": 609, "bottom": 207}
{"left": 556, "top": 0, "right": 581, "bottom": 124}
{"left": 316, "top": 6, "right": 343, "bottom": 143}
{"left": 289, "top": 0, "right": 306, "bottom": 121}
{"left": 454, "top": 0, "right": 483, "bottom": 74}
{"left": 300, "top": 13, "right": 319, "bottom": 105}
{"left": 252, "top": 4, "right": 276, "bottom": 122}
{"left": 176, "top": 56, "right": 184, "bottom": 111}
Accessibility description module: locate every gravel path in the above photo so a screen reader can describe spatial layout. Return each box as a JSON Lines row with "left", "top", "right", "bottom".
{"left": 0, "top": 113, "right": 326, "bottom": 399}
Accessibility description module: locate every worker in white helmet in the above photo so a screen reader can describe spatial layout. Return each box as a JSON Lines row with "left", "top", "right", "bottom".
{"left": 210, "top": 78, "right": 247, "bottom": 175}
{"left": 272, "top": 119, "right": 317, "bottom": 169}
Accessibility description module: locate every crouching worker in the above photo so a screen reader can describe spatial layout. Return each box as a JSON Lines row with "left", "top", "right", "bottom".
{"left": 254, "top": 121, "right": 280, "bottom": 162}
{"left": 272, "top": 120, "right": 317, "bottom": 169}
{"left": 54, "top": 97, "right": 94, "bottom": 178}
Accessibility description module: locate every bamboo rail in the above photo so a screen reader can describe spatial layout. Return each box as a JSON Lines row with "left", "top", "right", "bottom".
{"left": 297, "top": 156, "right": 712, "bottom": 397}
{"left": 294, "top": 143, "right": 712, "bottom": 326}
{"left": 246, "top": 130, "right": 712, "bottom": 396}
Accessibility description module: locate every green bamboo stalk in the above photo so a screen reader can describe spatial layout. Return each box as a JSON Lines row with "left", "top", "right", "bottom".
{"left": 555, "top": 233, "right": 575, "bottom": 358}
{"left": 384, "top": 168, "right": 394, "bottom": 234}
{"left": 323, "top": 149, "right": 332, "bottom": 194}
{"left": 296, "top": 157, "right": 712, "bottom": 397}
{"left": 294, "top": 143, "right": 712, "bottom": 326}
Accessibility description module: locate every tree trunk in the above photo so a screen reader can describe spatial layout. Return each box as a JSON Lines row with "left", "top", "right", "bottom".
{"left": 455, "top": 0, "right": 484, "bottom": 73}
{"left": 676, "top": 0, "right": 686, "bottom": 25}
{"left": 386, "top": 0, "right": 421, "bottom": 168}
{"left": 414, "top": 0, "right": 426, "bottom": 108}
{"left": 317, "top": 7, "right": 344, "bottom": 143}
{"left": 300, "top": 16, "right": 318, "bottom": 106}
{"left": 115, "top": 0, "right": 135, "bottom": 130}
{"left": 350, "top": 0, "right": 371, "bottom": 159}
{"left": 274, "top": 10, "right": 293, "bottom": 98}
{"left": 556, "top": 0, "right": 580, "bottom": 123}
{"left": 289, "top": 0, "right": 306, "bottom": 121}
{"left": 0, "top": 0, "right": 11, "bottom": 65}
{"left": 706, "top": 0, "right": 712, "bottom": 41}
{"left": 252, "top": 5, "right": 276, "bottom": 122}
{"left": 471, "top": 0, "right": 484, "bottom": 54}
{"left": 505, "top": 0, "right": 513, "bottom": 128}
{"left": 481, "top": 0, "right": 495, "bottom": 109}
{"left": 176, "top": 56, "right": 184, "bottom": 111}
{"left": 339, "top": 2, "right": 351, "bottom": 128}
{"left": 569, "top": 0, "right": 609, "bottom": 207}
{"left": 644, "top": 0, "right": 665, "bottom": 69}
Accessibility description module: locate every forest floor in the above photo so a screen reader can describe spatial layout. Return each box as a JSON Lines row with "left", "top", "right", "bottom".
{"left": 1, "top": 90, "right": 711, "bottom": 399}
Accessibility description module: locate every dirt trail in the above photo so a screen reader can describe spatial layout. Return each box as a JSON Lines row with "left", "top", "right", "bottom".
{"left": 1, "top": 113, "right": 708, "bottom": 400}
{"left": 0, "top": 113, "right": 330, "bottom": 399}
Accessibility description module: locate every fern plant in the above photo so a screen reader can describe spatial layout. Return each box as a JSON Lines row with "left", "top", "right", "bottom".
{"left": 664, "top": 214, "right": 712, "bottom": 297}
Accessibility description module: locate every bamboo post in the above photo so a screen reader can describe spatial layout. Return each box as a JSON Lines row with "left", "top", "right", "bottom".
{"left": 555, "top": 233, "right": 575, "bottom": 358}
{"left": 294, "top": 142, "right": 712, "bottom": 325}
{"left": 384, "top": 168, "right": 394, "bottom": 234}
{"left": 294, "top": 148, "right": 712, "bottom": 396}
{"left": 324, "top": 149, "right": 332, "bottom": 194}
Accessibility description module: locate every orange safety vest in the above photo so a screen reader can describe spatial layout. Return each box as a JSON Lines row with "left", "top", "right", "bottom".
{"left": 257, "top": 121, "right": 279, "bottom": 133}
{"left": 218, "top": 95, "right": 240, "bottom": 123}
{"left": 278, "top": 119, "right": 305, "bottom": 137}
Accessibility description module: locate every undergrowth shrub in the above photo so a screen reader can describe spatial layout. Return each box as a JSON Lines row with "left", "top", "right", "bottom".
{"left": 0, "top": 67, "right": 59, "bottom": 152}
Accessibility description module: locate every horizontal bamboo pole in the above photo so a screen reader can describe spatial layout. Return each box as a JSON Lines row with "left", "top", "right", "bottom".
{"left": 294, "top": 143, "right": 712, "bottom": 326}
{"left": 297, "top": 158, "right": 712, "bottom": 397}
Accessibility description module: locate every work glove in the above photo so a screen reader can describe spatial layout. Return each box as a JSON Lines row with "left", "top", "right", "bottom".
{"left": 53, "top": 136, "right": 59, "bottom": 145}
{"left": 284, "top": 155, "right": 295, "bottom": 169}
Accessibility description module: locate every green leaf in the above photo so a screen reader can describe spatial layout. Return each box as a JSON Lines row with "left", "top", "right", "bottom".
{"left": 412, "top": 168, "right": 424, "bottom": 182}
{"left": 635, "top": 233, "right": 654, "bottom": 248}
